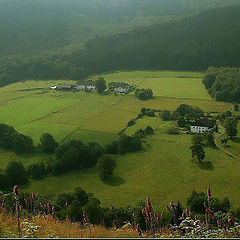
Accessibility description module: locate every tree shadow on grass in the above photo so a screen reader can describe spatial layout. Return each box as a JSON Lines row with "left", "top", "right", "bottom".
{"left": 198, "top": 161, "right": 214, "bottom": 171}
{"left": 102, "top": 176, "right": 125, "bottom": 186}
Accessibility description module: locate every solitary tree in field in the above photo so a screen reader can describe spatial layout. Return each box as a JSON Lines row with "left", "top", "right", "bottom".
{"left": 98, "top": 155, "right": 116, "bottom": 180}
{"left": 234, "top": 104, "right": 239, "bottom": 111}
{"left": 224, "top": 117, "right": 238, "bottom": 139}
{"left": 96, "top": 77, "right": 107, "bottom": 94}
{"left": 190, "top": 134, "right": 206, "bottom": 163}
{"left": 190, "top": 144, "right": 206, "bottom": 163}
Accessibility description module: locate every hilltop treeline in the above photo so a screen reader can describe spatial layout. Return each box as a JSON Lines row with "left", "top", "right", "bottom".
{"left": 203, "top": 67, "right": 240, "bottom": 103}
{"left": 0, "top": 52, "right": 88, "bottom": 87}
{"left": 81, "top": 6, "right": 240, "bottom": 72}
{"left": 1, "top": 0, "right": 239, "bottom": 56}
{"left": 1, "top": 6, "right": 240, "bottom": 87}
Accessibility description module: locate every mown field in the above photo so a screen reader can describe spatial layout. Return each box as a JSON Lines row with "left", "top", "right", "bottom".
{"left": 0, "top": 71, "right": 238, "bottom": 210}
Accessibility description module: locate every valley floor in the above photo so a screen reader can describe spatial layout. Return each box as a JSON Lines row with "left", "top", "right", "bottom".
{"left": 0, "top": 70, "right": 238, "bottom": 210}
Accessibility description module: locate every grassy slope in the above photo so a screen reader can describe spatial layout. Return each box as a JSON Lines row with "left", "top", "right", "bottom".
{"left": 23, "top": 125, "right": 240, "bottom": 210}
{"left": 0, "top": 71, "right": 238, "bottom": 210}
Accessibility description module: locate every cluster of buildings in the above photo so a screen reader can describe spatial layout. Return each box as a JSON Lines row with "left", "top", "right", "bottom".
{"left": 50, "top": 80, "right": 132, "bottom": 94}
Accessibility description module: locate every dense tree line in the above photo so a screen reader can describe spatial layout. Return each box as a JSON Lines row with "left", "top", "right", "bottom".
{"left": 1, "top": 6, "right": 240, "bottom": 87}
{"left": 105, "top": 135, "right": 142, "bottom": 155}
{"left": 160, "top": 104, "right": 206, "bottom": 127}
{"left": 0, "top": 53, "right": 88, "bottom": 87}
{"left": 81, "top": 6, "right": 240, "bottom": 73}
{"left": 51, "top": 140, "right": 104, "bottom": 175}
{"left": 1, "top": 0, "right": 238, "bottom": 56}
{"left": 0, "top": 123, "right": 59, "bottom": 155}
{"left": 0, "top": 124, "right": 34, "bottom": 154}
{"left": 203, "top": 67, "right": 240, "bottom": 103}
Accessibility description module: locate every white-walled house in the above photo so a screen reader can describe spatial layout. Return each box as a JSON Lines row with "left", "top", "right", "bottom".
{"left": 76, "top": 80, "right": 96, "bottom": 91}
{"left": 190, "top": 118, "right": 216, "bottom": 134}
{"left": 190, "top": 126, "right": 214, "bottom": 133}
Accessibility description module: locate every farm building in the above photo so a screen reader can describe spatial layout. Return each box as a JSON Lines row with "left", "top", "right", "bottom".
{"left": 51, "top": 85, "right": 76, "bottom": 91}
{"left": 76, "top": 80, "right": 96, "bottom": 91}
{"left": 190, "top": 117, "right": 216, "bottom": 133}
{"left": 108, "top": 82, "right": 131, "bottom": 93}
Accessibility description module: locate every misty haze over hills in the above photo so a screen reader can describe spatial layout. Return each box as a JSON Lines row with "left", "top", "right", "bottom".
{"left": 1, "top": 0, "right": 240, "bottom": 55}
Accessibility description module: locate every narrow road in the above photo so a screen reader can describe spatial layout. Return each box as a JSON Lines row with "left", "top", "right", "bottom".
{"left": 214, "top": 121, "right": 240, "bottom": 160}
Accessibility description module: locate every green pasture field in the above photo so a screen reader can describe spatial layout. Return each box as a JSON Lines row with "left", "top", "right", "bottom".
{"left": 138, "top": 77, "right": 210, "bottom": 99}
{"left": 0, "top": 148, "right": 47, "bottom": 170}
{"left": 94, "top": 70, "right": 208, "bottom": 99}
{"left": 0, "top": 72, "right": 238, "bottom": 211}
{"left": 23, "top": 125, "right": 240, "bottom": 210}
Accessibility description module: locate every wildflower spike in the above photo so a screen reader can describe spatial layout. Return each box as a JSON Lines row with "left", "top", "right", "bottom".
{"left": 136, "top": 224, "right": 142, "bottom": 237}
{"left": 207, "top": 185, "right": 212, "bottom": 201}
{"left": 13, "top": 185, "right": 19, "bottom": 195}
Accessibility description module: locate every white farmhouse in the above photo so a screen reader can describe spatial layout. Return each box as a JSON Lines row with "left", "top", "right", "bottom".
{"left": 76, "top": 80, "right": 96, "bottom": 91}
{"left": 190, "top": 118, "right": 216, "bottom": 134}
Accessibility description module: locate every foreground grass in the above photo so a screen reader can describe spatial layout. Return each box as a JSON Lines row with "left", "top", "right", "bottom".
{"left": 0, "top": 210, "right": 138, "bottom": 238}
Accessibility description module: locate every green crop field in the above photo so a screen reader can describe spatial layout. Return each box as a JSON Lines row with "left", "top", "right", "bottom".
{"left": 0, "top": 71, "right": 239, "bottom": 211}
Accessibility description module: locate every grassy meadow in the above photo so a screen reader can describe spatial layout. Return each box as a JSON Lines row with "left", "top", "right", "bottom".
{"left": 0, "top": 70, "right": 239, "bottom": 210}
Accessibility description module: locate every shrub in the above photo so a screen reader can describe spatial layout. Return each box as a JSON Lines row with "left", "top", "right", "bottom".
{"left": 127, "top": 119, "right": 136, "bottom": 127}
{"left": 144, "top": 126, "right": 154, "bottom": 135}
{"left": 135, "top": 129, "right": 145, "bottom": 138}
{"left": 161, "top": 110, "right": 171, "bottom": 121}
{"left": 135, "top": 88, "right": 153, "bottom": 100}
